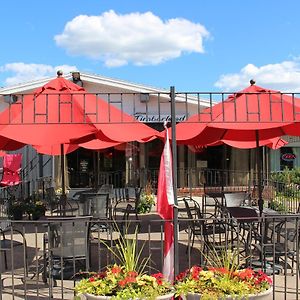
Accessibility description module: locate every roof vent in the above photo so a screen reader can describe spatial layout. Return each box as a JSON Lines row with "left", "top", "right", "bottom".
{"left": 71, "top": 71, "right": 83, "bottom": 87}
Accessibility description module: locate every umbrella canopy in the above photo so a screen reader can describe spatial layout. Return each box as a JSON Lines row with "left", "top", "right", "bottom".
{"left": 174, "top": 82, "right": 300, "bottom": 214}
{"left": 175, "top": 83, "right": 300, "bottom": 145}
{"left": 0, "top": 76, "right": 158, "bottom": 148}
{"left": 0, "top": 74, "right": 159, "bottom": 213}
{"left": 0, "top": 76, "right": 98, "bottom": 146}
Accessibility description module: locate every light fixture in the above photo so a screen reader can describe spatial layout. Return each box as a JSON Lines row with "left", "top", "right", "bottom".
{"left": 140, "top": 93, "right": 150, "bottom": 103}
{"left": 71, "top": 71, "right": 83, "bottom": 87}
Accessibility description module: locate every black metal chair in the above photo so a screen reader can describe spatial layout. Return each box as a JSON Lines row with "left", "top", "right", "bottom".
{"left": 183, "top": 198, "right": 227, "bottom": 252}
{"left": 251, "top": 215, "right": 300, "bottom": 275}
{"left": 0, "top": 219, "right": 28, "bottom": 278}
{"left": 90, "top": 193, "right": 111, "bottom": 232}
{"left": 43, "top": 216, "right": 92, "bottom": 283}
{"left": 113, "top": 187, "right": 142, "bottom": 221}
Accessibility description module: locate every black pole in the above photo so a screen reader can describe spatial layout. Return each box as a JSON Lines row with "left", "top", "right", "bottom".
{"left": 256, "top": 131, "right": 263, "bottom": 215}
{"left": 60, "top": 144, "right": 66, "bottom": 215}
{"left": 170, "top": 86, "right": 179, "bottom": 278}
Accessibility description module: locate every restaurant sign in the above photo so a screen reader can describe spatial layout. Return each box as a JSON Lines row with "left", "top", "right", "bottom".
{"left": 281, "top": 153, "right": 296, "bottom": 162}
{"left": 134, "top": 113, "right": 187, "bottom": 123}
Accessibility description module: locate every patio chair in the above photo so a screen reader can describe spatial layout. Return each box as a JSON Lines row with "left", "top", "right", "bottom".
{"left": 252, "top": 215, "right": 300, "bottom": 275}
{"left": 43, "top": 216, "right": 91, "bottom": 282}
{"left": 183, "top": 198, "right": 227, "bottom": 252}
{"left": 202, "top": 185, "right": 224, "bottom": 217}
{"left": 113, "top": 187, "right": 142, "bottom": 221}
{"left": 183, "top": 198, "right": 250, "bottom": 263}
{"left": 90, "top": 193, "right": 112, "bottom": 232}
{"left": 0, "top": 218, "right": 28, "bottom": 285}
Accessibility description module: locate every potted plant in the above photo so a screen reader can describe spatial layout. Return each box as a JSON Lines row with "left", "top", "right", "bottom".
{"left": 175, "top": 249, "right": 272, "bottom": 300}
{"left": 25, "top": 197, "right": 47, "bottom": 220}
{"left": 137, "top": 181, "right": 155, "bottom": 214}
{"left": 30, "top": 200, "right": 47, "bottom": 220}
{"left": 74, "top": 226, "right": 174, "bottom": 300}
{"left": 8, "top": 199, "right": 26, "bottom": 220}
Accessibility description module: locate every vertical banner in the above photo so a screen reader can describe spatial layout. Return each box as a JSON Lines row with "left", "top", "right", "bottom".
{"left": 156, "top": 127, "right": 174, "bottom": 282}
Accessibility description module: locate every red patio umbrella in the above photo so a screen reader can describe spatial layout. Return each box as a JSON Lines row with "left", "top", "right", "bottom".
{"left": 174, "top": 82, "right": 300, "bottom": 213}
{"left": 0, "top": 74, "right": 159, "bottom": 211}
{"left": 0, "top": 75, "right": 158, "bottom": 147}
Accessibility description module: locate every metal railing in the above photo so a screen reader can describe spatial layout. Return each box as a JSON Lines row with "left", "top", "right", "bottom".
{"left": 0, "top": 213, "right": 299, "bottom": 299}
{"left": 2, "top": 91, "right": 300, "bottom": 125}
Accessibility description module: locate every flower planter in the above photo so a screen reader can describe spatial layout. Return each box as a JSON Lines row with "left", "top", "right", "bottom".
{"left": 84, "top": 292, "right": 174, "bottom": 300}
{"left": 183, "top": 287, "right": 273, "bottom": 300}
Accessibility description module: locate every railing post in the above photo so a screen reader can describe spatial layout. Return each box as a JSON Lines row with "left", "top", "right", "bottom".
{"left": 170, "top": 86, "right": 179, "bottom": 277}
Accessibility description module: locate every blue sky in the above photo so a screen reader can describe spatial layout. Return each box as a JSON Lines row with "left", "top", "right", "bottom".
{"left": 1, "top": 0, "right": 300, "bottom": 92}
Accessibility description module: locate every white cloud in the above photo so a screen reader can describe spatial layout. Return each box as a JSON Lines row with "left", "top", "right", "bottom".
{"left": 0, "top": 63, "right": 77, "bottom": 86}
{"left": 54, "top": 10, "right": 210, "bottom": 67}
{"left": 215, "top": 59, "right": 300, "bottom": 92}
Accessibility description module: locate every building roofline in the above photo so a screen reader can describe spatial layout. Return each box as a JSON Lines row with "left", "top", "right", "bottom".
{"left": 0, "top": 71, "right": 212, "bottom": 107}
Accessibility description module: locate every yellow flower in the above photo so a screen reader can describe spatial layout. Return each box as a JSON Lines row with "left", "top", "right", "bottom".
{"left": 199, "top": 270, "right": 214, "bottom": 280}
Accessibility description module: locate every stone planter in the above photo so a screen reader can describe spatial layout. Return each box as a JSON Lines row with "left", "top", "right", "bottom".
{"left": 183, "top": 287, "right": 273, "bottom": 300}
{"left": 84, "top": 292, "right": 174, "bottom": 300}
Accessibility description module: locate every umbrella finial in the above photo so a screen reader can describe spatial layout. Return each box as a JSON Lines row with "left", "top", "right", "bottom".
{"left": 250, "top": 79, "right": 256, "bottom": 85}
{"left": 57, "top": 70, "right": 63, "bottom": 77}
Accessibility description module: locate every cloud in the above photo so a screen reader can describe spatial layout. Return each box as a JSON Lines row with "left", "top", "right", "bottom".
{"left": 0, "top": 63, "right": 77, "bottom": 86}
{"left": 54, "top": 10, "right": 210, "bottom": 67}
{"left": 215, "top": 59, "right": 300, "bottom": 92}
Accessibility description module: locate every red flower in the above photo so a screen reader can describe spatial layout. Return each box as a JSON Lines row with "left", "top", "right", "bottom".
{"left": 127, "top": 271, "right": 138, "bottom": 278}
{"left": 175, "top": 271, "right": 187, "bottom": 282}
{"left": 152, "top": 273, "right": 164, "bottom": 285}
{"left": 125, "top": 276, "right": 136, "bottom": 284}
{"left": 111, "top": 265, "right": 122, "bottom": 274}
{"left": 191, "top": 266, "right": 202, "bottom": 279}
{"left": 89, "top": 277, "right": 96, "bottom": 282}
{"left": 238, "top": 268, "right": 254, "bottom": 280}
{"left": 118, "top": 279, "right": 126, "bottom": 287}
{"left": 152, "top": 273, "right": 163, "bottom": 279}
{"left": 216, "top": 267, "right": 229, "bottom": 274}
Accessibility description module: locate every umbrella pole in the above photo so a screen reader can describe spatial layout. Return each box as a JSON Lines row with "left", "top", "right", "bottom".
{"left": 255, "top": 131, "right": 263, "bottom": 215}
{"left": 60, "top": 144, "right": 66, "bottom": 216}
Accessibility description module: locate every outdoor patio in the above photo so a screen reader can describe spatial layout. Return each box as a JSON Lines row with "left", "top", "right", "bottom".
{"left": 0, "top": 193, "right": 300, "bottom": 299}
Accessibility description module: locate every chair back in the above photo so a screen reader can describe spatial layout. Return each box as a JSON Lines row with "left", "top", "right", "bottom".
{"left": 45, "top": 187, "right": 58, "bottom": 211}
{"left": 125, "top": 187, "right": 136, "bottom": 201}
{"left": 49, "top": 216, "right": 91, "bottom": 259}
{"left": 114, "top": 188, "right": 126, "bottom": 203}
{"left": 224, "top": 192, "right": 248, "bottom": 207}
{"left": 183, "top": 198, "right": 203, "bottom": 227}
{"left": 98, "top": 184, "right": 114, "bottom": 199}
{"left": 91, "top": 193, "right": 110, "bottom": 219}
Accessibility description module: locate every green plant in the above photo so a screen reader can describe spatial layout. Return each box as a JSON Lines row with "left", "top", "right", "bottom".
{"left": 174, "top": 248, "right": 272, "bottom": 300}
{"left": 25, "top": 198, "right": 47, "bottom": 219}
{"left": 137, "top": 181, "right": 155, "bottom": 214}
{"left": 74, "top": 266, "right": 172, "bottom": 300}
{"left": 102, "top": 225, "right": 149, "bottom": 274}
{"left": 269, "top": 199, "right": 287, "bottom": 213}
{"left": 74, "top": 225, "right": 173, "bottom": 299}
{"left": 8, "top": 200, "right": 26, "bottom": 220}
